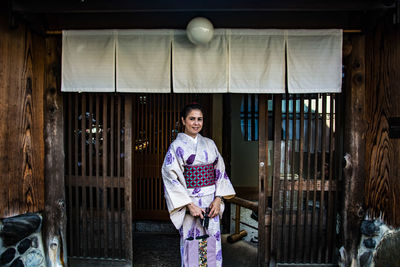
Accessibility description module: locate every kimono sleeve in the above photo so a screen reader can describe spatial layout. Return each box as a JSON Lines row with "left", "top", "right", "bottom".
{"left": 161, "top": 146, "right": 192, "bottom": 214}
{"left": 213, "top": 141, "right": 236, "bottom": 199}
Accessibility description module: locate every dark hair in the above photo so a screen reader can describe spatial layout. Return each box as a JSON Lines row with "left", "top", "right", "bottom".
{"left": 180, "top": 103, "right": 204, "bottom": 120}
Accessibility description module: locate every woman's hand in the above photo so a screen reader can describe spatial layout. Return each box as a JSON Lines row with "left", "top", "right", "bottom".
{"left": 209, "top": 197, "right": 222, "bottom": 218}
{"left": 187, "top": 203, "right": 205, "bottom": 219}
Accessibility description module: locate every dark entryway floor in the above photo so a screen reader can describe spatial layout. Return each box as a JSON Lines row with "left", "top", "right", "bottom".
{"left": 133, "top": 232, "right": 181, "bottom": 267}
{"left": 132, "top": 229, "right": 257, "bottom": 267}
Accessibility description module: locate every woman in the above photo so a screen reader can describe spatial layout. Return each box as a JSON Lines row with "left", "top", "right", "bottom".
{"left": 162, "top": 103, "right": 235, "bottom": 267}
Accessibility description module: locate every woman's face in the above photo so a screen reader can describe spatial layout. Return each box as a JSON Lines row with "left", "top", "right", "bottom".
{"left": 182, "top": 109, "right": 203, "bottom": 138}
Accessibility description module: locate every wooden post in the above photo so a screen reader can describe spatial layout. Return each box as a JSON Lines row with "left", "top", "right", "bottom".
{"left": 258, "top": 94, "right": 269, "bottom": 266}
{"left": 342, "top": 34, "right": 366, "bottom": 266}
{"left": 222, "top": 94, "right": 232, "bottom": 233}
{"left": 42, "top": 36, "right": 67, "bottom": 266}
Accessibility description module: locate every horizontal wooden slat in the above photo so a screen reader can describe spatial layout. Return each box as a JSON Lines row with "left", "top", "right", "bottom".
{"left": 66, "top": 175, "right": 124, "bottom": 188}
{"left": 279, "top": 180, "right": 337, "bottom": 192}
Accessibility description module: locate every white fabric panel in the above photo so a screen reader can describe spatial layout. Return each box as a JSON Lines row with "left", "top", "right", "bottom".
{"left": 172, "top": 29, "right": 228, "bottom": 93}
{"left": 62, "top": 30, "right": 115, "bottom": 92}
{"left": 286, "top": 29, "right": 343, "bottom": 93}
{"left": 229, "top": 29, "right": 286, "bottom": 93}
{"left": 117, "top": 30, "right": 172, "bottom": 93}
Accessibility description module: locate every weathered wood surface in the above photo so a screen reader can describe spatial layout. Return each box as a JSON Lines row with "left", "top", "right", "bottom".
{"left": 342, "top": 34, "right": 366, "bottom": 266}
{"left": 365, "top": 21, "right": 400, "bottom": 227}
{"left": 257, "top": 94, "right": 269, "bottom": 266}
{"left": 42, "top": 36, "right": 67, "bottom": 266}
{"left": 0, "top": 12, "right": 45, "bottom": 217}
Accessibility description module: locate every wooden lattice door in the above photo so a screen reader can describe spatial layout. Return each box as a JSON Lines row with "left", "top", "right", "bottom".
{"left": 132, "top": 93, "right": 212, "bottom": 220}
{"left": 258, "top": 94, "right": 343, "bottom": 266}
{"left": 64, "top": 93, "right": 132, "bottom": 265}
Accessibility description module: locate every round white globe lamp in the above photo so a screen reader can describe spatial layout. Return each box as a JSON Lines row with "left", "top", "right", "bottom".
{"left": 186, "top": 17, "right": 214, "bottom": 45}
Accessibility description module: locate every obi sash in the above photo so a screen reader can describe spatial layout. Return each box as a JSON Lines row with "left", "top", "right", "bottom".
{"left": 184, "top": 164, "right": 215, "bottom": 188}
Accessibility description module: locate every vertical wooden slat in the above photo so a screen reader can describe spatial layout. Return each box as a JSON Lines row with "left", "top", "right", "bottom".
{"left": 143, "top": 95, "right": 148, "bottom": 211}
{"left": 117, "top": 96, "right": 122, "bottom": 258}
{"left": 150, "top": 95, "right": 155, "bottom": 211}
{"left": 81, "top": 94, "right": 88, "bottom": 256}
{"left": 281, "top": 95, "right": 290, "bottom": 262}
{"left": 326, "top": 94, "right": 335, "bottom": 262}
{"left": 110, "top": 96, "right": 115, "bottom": 257}
{"left": 132, "top": 95, "right": 138, "bottom": 221}
{"left": 161, "top": 94, "right": 165, "bottom": 210}
{"left": 74, "top": 94, "right": 80, "bottom": 256}
{"left": 124, "top": 95, "right": 133, "bottom": 263}
{"left": 317, "top": 94, "right": 327, "bottom": 262}
{"left": 151, "top": 95, "right": 155, "bottom": 209}
{"left": 296, "top": 96, "right": 305, "bottom": 262}
{"left": 310, "top": 96, "right": 320, "bottom": 263}
{"left": 102, "top": 95, "right": 108, "bottom": 257}
{"left": 157, "top": 94, "right": 161, "bottom": 211}
{"left": 272, "top": 95, "right": 282, "bottom": 262}
{"left": 258, "top": 94, "right": 269, "bottom": 266}
{"left": 303, "top": 96, "right": 313, "bottom": 262}
{"left": 289, "top": 96, "right": 296, "bottom": 262}
{"left": 146, "top": 95, "right": 153, "bottom": 211}
{"left": 88, "top": 95, "right": 94, "bottom": 256}
{"left": 133, "top": 95, "right": 137, "bottom": 216}
{"left": 140, "top": 95, "right": 144, "bottom": 212}
{"left": 95, "top": 95, "right": 101, "bottom": 257}
{"left": 67, "top": 94, "right": 73, "bottom": 255}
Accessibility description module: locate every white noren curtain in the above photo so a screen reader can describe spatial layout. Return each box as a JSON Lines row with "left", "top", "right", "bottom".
{"left": 228, "top": 29, "right": 286, "bottom": 93}
{"left": 117, "top": 30, "right": 172, "bottom": 93}
{"left": 286, "top": 29, "right": 342, "bottom": 93}
{"left": 172, "top": 29, "right": 228, "bottom": 93}
{"left": 62, "top": 30, "right": 116, "bottom": 92}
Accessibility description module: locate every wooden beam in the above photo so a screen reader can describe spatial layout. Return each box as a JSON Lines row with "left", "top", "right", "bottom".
{"left": 342, "top": 34, "right": 366, "bottom": 267}
{"left": 11, "top": 0, "right": 394, "bottom": 14}
{"left": 42, "top": 36, "right": 67, "bottom": 266}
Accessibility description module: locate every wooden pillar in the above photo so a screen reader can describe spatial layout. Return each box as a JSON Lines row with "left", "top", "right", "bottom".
{"left": 342, "top": 34, "right": 366, "bottom": 266}
{"left": 258, "top": 94, "right": 270, "bottom": 266}
{"left": 42, "top": 36, "right": 67, "bottom": 266}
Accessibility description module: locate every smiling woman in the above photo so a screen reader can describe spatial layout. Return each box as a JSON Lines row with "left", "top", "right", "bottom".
{"left": 162, "top": 102, "right": 235, "bottom": 266}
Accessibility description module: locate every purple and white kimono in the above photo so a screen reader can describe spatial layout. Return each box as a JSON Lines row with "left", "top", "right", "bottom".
{"left": 162, "top": 133, "right": 235, "bottom": 267}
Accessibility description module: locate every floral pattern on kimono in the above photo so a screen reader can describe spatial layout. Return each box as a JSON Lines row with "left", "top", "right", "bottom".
{"left": 162, "top": 133, "right": 235, "bottom": 267}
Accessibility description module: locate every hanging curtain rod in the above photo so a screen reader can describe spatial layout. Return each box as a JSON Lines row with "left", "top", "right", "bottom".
{"left": 45, "top": 29, "right": 362, "bottom": 35}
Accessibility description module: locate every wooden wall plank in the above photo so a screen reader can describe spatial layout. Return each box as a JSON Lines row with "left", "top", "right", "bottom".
{"left": 366, "top": 22, "right": 400, "bottom": 227}
{"left": 0, "top": 15, "right": 45, "bottom": 217}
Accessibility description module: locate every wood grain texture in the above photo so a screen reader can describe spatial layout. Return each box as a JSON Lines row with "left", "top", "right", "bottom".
{"left": 42, "top": 36, "right": 67, "bottom": 266}
{"left": 342, "top": 34, "right": 366, "bottom": 266}
{"left": 0, "top": 16, "right": 45, "bottom": 218}
{"left": 365, "top": 21, "right": 400, "bottom": 227}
